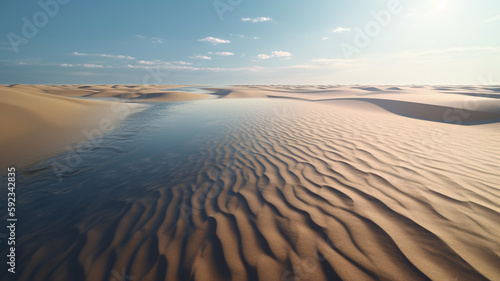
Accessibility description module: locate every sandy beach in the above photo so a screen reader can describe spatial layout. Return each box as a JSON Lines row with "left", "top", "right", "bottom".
{"left": 1, "top": 85, "right": 499, "bottom": 281}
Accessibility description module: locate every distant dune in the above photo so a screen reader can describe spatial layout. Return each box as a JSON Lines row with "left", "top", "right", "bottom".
{"left": 0, "top": 85, "right": 211, "bottom": 169}
{"left": 0, "top": 85, "right": 145, "bottom": 169}
{"left": 1, "top": 85, "right": 499, "bottom": 281}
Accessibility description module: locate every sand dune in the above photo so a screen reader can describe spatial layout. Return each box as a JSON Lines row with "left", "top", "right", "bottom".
{"left": 219, "top": 85, "right": 500, "bottom": 124}
{"left": 1, "top": 85, "right": 499, "bottom": 281}
{"left": 0, "top": 84, "right": 212, "bottom": 169}
{"left": 131, "top": 90, "right": 216, "bottom": 102}
{"left": 318, "top": 98, "right": 500, "bottom": 124}
{"left": 0, "top": 85, "right": 146, "bottom": 169}
{"left": 37, "top": 84, "right": 204, "bottom": 101}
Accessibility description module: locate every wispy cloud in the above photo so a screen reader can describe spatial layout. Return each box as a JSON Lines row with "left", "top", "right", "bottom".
{"left": 311, "top": 58, "right": 356, "bottom": 67}
{"left": 256, "top": 51, "right": 292, "bottom": 60}
{"left": 312, "top": 58, "right": 353, "bottom": 63}
{"left": 72, "top": 52, "right": 135, "bottom": 60}
{"left": 271, "top": 51, "right": 292, "bottom": 58}
{"left": 271, "top": 58, "right": 358, "bottom": 72}
{"left": 332, "top": 27, "right": 351, "bottom": 33}
{"left": 399, "top": 47, "right": 500, "bottom": 58}
{"left": 57, "top": 56, "right": 356, "bottom": 74}
{"left": 173, "top": 61, "right": 192, "bottom": 65}
{"left": 61, "top": 63, "right": 106, "bottom": 68}
{"left": 133, "top": 60, "right": 193, "bottom": 67}
{"left": 134, "top": 34, "right": 164, "bottom": 44}
{"left": 138, "top": 60, "right": 161, "bottom": 65}
{"left": 257, "top": 54, "right": 271, "bottom": 60}
{"left": 83, "top": 64, "right": 104, "bottom": 68}
{"left": 215, "top": 52, "right": 234, "bottom": 56}
{"left": 242, "top": 17, "right": 272, "bottom": 23}
{"left": 198, "top": 37, "right": 230, "bottom": 44}
{"left": 126, "top": 62, "right": 265, "bottom": 73}
{"left": 59, "top": 57, "right": 196, "bottom": 71}
{"left": 190, "top": 54, "right": 212, "bottom": 60}
{"left": 69, "top": 72, "right": 98, "bottom": 76}
{"left": 483, "top": 14, "right": 500, "bottom": 23}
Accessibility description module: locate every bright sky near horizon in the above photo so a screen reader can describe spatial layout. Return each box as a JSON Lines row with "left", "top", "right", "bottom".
{"left": 0, "top": 0, "right": 499, "bottom": 85}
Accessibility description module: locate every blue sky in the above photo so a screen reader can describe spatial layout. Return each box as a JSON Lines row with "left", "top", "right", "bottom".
{"left": 1, "top": 0, "right": 499, "bottom": 84}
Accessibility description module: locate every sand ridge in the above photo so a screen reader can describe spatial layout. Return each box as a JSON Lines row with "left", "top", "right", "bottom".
{"left": 1, "top": 85, "right": 499, "bottom": 281}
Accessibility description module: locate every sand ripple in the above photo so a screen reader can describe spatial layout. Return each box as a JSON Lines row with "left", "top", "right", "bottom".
{"left": 6, "top": 99, "right": 500, "bottom": 281}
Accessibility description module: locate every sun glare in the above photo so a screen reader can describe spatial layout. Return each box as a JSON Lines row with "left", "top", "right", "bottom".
{"left": 434, "top": 0, "right": 448, "bottom": 12}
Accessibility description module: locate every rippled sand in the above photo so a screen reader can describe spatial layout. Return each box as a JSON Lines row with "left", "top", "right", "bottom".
{"left": 1, "top": 85, "right": 500, "bottom": 281}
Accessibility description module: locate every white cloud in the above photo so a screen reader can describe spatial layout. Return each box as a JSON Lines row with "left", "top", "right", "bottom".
{"left": 333, "top": 27, "right": 351, "bottom": 33}
{"left": 271, "top": 51, "right": 292, "bottom": 58}
{"left": 198, "top": 37, "right": 230, "bottom": 44}
{"left": 311, "top": 58, "right": 356, "bottom": 67}
{"left": 72, "top": 52, "right": 135, "bottom": 60}
{"left": 57, "top": 56, "right": 355, "bottom": 75}
{"left": 59, "top": 63, "right": 107, "bottom": 68}
{"left": 257, "top": 54, "right": 271, "bottom": 60}
{"left": 69, "top": 72, "right": 96, "bottom": 76}
{"left": 483, "top": 14, "right": 500, "bottom": 23}
{"left": 83, "top": 64, "right": 104, "bottom": 68}
{"left": 321, "top": 37, "right": 329, "bottom": 40}
{"left": 135, "top": 60, "right": 193, "bottom": 66}
{"left": 173, "top": 61, "right": 192, "bottom": 65}
{"left": 151, "top": 37, "right": 164, "bottom": 44}
{"left": 253, "top": 36, "right": 261, "bottom": 40}
{"left": 216, "top": 52, "right": 234, "bottom": 56}
{"left": 256, "top": 51, "right": 292, "bottom": 60}
{"left": 230, "top": 34, "right": 245, "bottom": 38}
{"left": 191, "top": 54, "right": 212, "bottom": 60}
{"left": 151, "top": 37, "right": 165, "bottom": 44}
{"left": 135, "top": 34, "right": 165, "bottom": 44}
{"left": 138, "top": 60, "right": 159, "bottom": 65}
{"left": 123, "top": 62, "right": 266, "bottom": 73}
{"left": 138, "top": 60, "right": 171, "bottom": 65}
{"left": 241, "top": 17, "right": 272, "bottom": 23}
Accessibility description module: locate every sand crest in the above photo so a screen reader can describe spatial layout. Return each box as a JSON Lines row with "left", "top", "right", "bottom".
{"left": 1, "top": 85, "right": 499, "bottom": 281}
